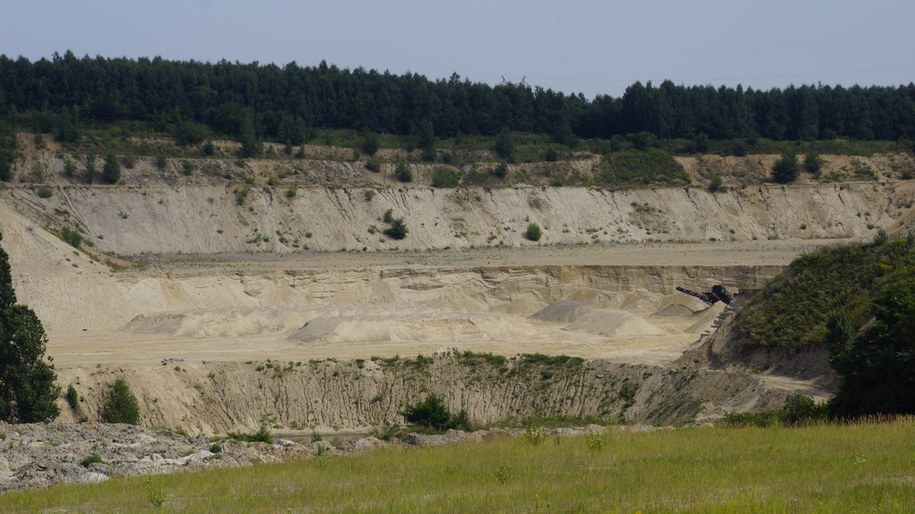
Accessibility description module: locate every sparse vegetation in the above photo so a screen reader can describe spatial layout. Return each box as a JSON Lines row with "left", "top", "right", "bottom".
{"left": 228, "top": 423, "right": 273, "bottom": 444}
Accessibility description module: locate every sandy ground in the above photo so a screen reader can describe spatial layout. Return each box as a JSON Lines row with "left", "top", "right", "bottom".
{"left": 36, "top": 239, "right": 810, "bottom": 370}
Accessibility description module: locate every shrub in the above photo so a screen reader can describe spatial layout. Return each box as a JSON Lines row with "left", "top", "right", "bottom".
{"left": 782, "top": 394, "right": 826, "bottom": 425}
{"left": 431, "top": 167, "right": 459, "bottom": 188}
{"left": 394, "top": 161, "right": 413, "bottom": 182}
{"left": 494, "top": 127, "right": 514, "bottom": 162}
{"left": 209, "top": 443, "right": 222, "bottom": 454}
{"left": 803, "top": 152, "right": 823, "bottom": 175}
{"left": 401, "top": 394, "right": 470, "bottom": 431}
{"left": 361, "top": 134, "right": 379, "bottom": 156}
{"left": 731, "top": 139, "right": 749, "bottom": 157}
{"left": 173, "top": 119, "right": 209, "bottom": 146}
{"left": 544, "top": 148, "right": 558, "bottom": 162}
{"left": 285, "top": 186, "right": 297, "bottom": 198}
{"left": 772, "top": 153, "right": 799, "bottom": 183}
{"left": 85, "top": 155, "right": 96, "bottom": 184}
{"left": 65, "top": 384, "right": 78, "bottom": 409}
{"left": 526, "top": 223, "right": 542, "bottom": 241}
{"left": 492, "top": 162, "right": 509, "bottom": 180}
{"left": 383, "top": 208, "right": 394, "bottom": 224}
{"left": 36, "top": 185, "right": 53, "bottom": 198}
{"left": 61, "top": 226, "right": 82, "bottom": 248}
{"left": 181, "top": 160, "right": 195, "bottom": 176}
{"left": 228, "top": 423, "right": 273, "bottom": 444}
{"left": 202, "top": 140, "right": 216, "bottom": 156}
{"left": 234, "top": 186, "right": 248, "bottom": 206}
{"left": 80, "top": 454, "right": 105, "bottom": 468}
{"left": 384, "top": 217, "right": 409, "bottom": 240}
{"left": 103, "top": 153, "right": 121, "bottom": 184}
{"left": 873, "top": 229, "right": 888, "bottom": 246}
{"left": 708, "top": 174, "right": 723, "bottom": 193}
{"left": 365, "top": 158, "right": 381, "bottom": 173}
{"left": 101, "top": 377, "right": 140, "bottom": 425}
{"left": 63, "top": 159, "right": 77, "bottom": 178}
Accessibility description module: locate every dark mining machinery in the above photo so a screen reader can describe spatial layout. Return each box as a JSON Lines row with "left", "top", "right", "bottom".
{"left": 676, "top": 285, "right": 734, "bottom": 306}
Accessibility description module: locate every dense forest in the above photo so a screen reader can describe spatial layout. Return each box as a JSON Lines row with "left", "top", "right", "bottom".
{"left": 1, "top": 52, "right": 914, "bottom": 146}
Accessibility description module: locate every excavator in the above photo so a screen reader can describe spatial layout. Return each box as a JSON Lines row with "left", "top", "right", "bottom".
{"left": 676, "top": 285, "right": 734, "bottom": 306}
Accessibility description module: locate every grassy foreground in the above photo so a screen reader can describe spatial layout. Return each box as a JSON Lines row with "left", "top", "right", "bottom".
{"left": 2, "top": 419, "right": 913, "bottom": 513}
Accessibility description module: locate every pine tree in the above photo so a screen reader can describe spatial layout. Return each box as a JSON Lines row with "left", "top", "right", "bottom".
{"left": 0, "top": 232, "right": 60, "bottom": 422}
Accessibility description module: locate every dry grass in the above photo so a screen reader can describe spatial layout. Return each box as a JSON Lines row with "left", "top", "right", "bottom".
{"left": 1, "top": 418, "right": 913, "bottom": 512}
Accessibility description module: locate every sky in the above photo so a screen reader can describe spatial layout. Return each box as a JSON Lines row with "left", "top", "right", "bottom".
{"left": 2, "top": 0, "right": 914, "bottom": 99}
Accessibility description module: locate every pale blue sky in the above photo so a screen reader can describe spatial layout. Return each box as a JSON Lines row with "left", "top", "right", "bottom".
{"left": 3, "top": 0, "right": 913, "bottom": 98}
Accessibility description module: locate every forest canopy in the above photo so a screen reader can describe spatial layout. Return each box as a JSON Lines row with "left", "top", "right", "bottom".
{"left": 1, "top": 51, "right": 914, "bottom": 144}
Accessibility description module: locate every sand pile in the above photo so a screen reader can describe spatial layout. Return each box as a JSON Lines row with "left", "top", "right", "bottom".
{"left": 532, "top": 301, "right": 667, "bottom": 337}
{"left": 290, "top": 309, "right": 539, "bottom": 344}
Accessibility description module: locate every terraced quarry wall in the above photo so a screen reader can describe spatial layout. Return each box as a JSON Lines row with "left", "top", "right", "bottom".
{"left": 7, "top": 181, "right": 910, "bottom": 256}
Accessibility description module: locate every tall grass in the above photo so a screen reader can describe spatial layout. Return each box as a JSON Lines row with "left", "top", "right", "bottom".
{"left": 1, "top": 417, "right": 912, "bottom": 512}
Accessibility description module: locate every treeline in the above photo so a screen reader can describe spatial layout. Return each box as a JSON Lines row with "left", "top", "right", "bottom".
{"left": 1, "top": 51, "right": 914, "bottom": 145}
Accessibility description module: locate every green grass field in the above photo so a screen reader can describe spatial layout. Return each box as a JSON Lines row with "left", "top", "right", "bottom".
{"left": 2, "top": 418, "right": 913, "bottom": 512}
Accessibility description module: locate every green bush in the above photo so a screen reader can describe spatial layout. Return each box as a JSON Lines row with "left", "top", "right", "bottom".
{"left": 494, "top": 127, "right": 514, "bottom": 162}
{"left": 63, "top": 159, "right": 77, "bottom": 178}
{"left": 80, "top": 454, "right": 105, "bottom": 468}
{"left": 708, "top": 174, "right": 723, "bottom": 193}
{"left": 384, "top": 217, "right": 408, "bottom": 240}
{"left": 544, "top": 148, "right": 558, "bottom": 162}
{"left": 431, "top": 167, "right": 459, "bottom": 188}
{"left": 803, "top": 152, "right": 823, "bottom": 175}
{"left": 365, "top": 158, "right": 381, "bottom": 173}
{"left": 394, "top": 161, "right": 412, "bottom": 182}
{"left": 103, "top": 153, "right": 121, "bottom": 184}
{"left": 383, "top": 208, "right": 394, "bottom": 224}
{"left": 234, "top": 186, "right": 248, "bottom": 206}
{"left": 772, "top": 153, "right": 799, "bottom": 183}
{"left": 782, "top": 394, "right": 826, "bottom": 425}
{"left": 401, "top": 394, "right": 471, "bottom": 431}
{"left": 492, "top": 162, "right": 509, "bottom": 180}
{"left": 65, "top": 384, "right": 78, "bottom": 409}
{"left": 361, "top": 134, "right": 379, "bottom": 156}
{"left": 61, "top": 226, "right": 82, "bottom": 248}
{"left": 228, "top": 423, "right": 273, "bottom": 444}
{"left": 526, "top": 223, "right": 542, "bottom": 241}
{"left": 36, "top": 185, "right": 53, "bottom": 199}
{"left": 101, "top": 377, "right": 140, "bottom": 425}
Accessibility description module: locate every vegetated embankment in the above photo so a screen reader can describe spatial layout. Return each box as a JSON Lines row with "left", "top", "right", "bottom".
{"left": 55, "top": 353, "right": 787, "bottom": 435}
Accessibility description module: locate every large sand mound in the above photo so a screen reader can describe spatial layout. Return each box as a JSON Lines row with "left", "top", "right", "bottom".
{"left": 565, "top": 309, "right": 668, "bottom": 337}
{"left": 533, "top": 301, "right": 668, "bottom": 337}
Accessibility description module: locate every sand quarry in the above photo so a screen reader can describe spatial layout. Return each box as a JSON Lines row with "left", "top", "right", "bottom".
{"left": 1, "top": 148, "right": 914, "bottom": 434}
